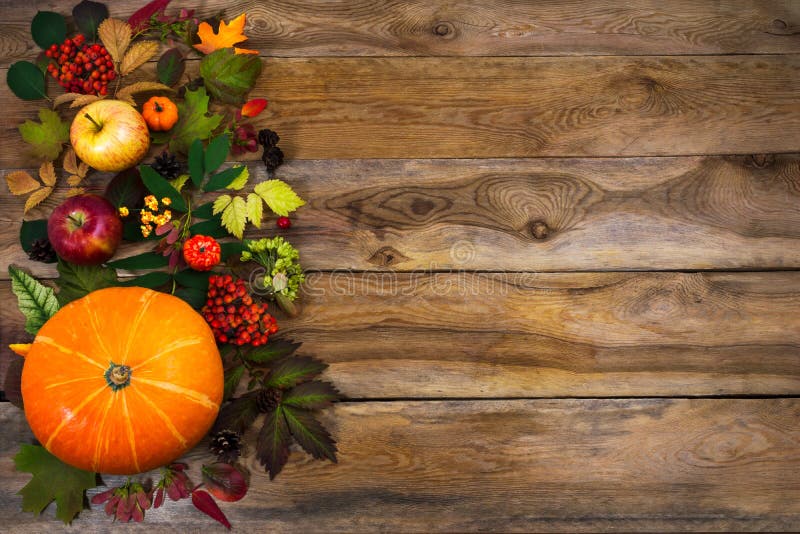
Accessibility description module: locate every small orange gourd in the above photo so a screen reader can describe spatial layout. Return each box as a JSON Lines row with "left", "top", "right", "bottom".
{"left": 141, "top": 96, "right": 179, "bottom": 131}
{"left": 21, "top": 287, "right": 223, "bottom": 475}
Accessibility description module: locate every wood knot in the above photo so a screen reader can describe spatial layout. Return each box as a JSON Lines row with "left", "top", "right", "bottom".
{"left": 410, "top": 197, "right": 436, "bottom": 216}
{"left": 772, "top": 18, "right": 788, "bottom": 30}
{"left": 433, "top": 21, "right": 455, "bottom": 38}
{"left": 749, "top": 154, "right": 775, "bottom": 168}
{"left": 529, "top": 220, "right": 550, "bottom": 240}
{"left": 367, "top": 246, "right": 409, "bottom": 267}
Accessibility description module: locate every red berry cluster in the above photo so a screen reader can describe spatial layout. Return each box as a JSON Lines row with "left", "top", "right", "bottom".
{"left": 202, "top": 275, "right": 278, "bottom": 346}
{"left": 45, "top": 35, "right": 116, "bottom": 95}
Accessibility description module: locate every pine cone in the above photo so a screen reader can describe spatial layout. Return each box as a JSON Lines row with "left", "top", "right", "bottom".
{"left": 151, "top": 150, "right": 184, "bottom": 180}
{"left": 257, "top": 129, "right": 284, "bottom": 177}
{"left": 28, "top": 238, "right": 56, "bottom": 263}
{"left": 256, "top": 387, "right": 283, "bottom": 413}
{"left": 209, "top": 429, "right": 242, "bottom": 463}
{"left": 257, "top": 128, "right": 280, "bottom": 148}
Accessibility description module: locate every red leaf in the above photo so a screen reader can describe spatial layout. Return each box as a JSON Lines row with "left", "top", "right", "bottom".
{"left": 240, "top": 98, "right": 267, "bottom": 118}
{"left": 191, "top": 490, "right": 231, "bottom": 530}
{"left": 155, "top": 222, "right": 174, "bottom": 236}
{"left": 202, "top": 463, "right": 248, "bottom": 502}
{"left": 128, "top": 0, "right": 172, "bottom": 32}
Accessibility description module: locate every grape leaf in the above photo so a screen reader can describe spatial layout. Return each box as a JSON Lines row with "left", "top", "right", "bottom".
{"left": 227, "top": 166, "right": 249, "bottom": 191}
{"left": 31, "top": 11, "right": 67, "bottom": 49}
{"left": 256, "top": 406, "right": 291, "bottom": 480}
{"left": 19, "top": 108, "right": 69, "bottom": 160}
{"left": 224, "top": 365, "right": 245, "bottom": 402}
{"left": 120, "top": 40, "right": 159, "bottom": 76}
{"left": 7, "top": 61, "right": 46, "bottom": 100}
{"left": 213, "top": 392, "right": 260, "bottom": 435}
{"left": 283, "top": 406, "right": 337, "bottom": 463}
{"left": 72, "top": 0, "right": 109, "bottom": 39}
{"left": 266, "top": 355, "right": 328, "bottom": 389}
{"left": 242, "top": 338, "right": 301, "bottom": 364}
{"left": 245, "top": 192, "right": 262, "bottom": 228}
{"left": 193, "top": 14, "right": 258, "bottom": 55}
{"left": 97, "top": 18, "right": 131, "bottom": 64}
{"left": 55, "top": 260, "right": 118, "bottom": 306}
{"left": 282, "top": 381, "right": 340, "bottom": 410}
{"left": 14, "top": 444, "right": 97, "bottom": 524}
{"left": 253, "top": 179, "right": 306, "bottom": 217}
{"left": 9, "top": 265, "right": 59, "bottom": 335}
{"left": 200, "top": 48, "right": 262, "bottom": 105}
{"left": 162, "top": 87, "right": 223, "bottom": 154}
{"left": 157, "top": 48, "right": 185, "bottom": 87}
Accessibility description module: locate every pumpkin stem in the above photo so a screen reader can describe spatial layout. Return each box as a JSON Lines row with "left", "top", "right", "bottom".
{"left": 105, "top": 362, "right": 132, "bottom": 391}
{"left": 154, "top": 101, "right": 163, "bottom": 113}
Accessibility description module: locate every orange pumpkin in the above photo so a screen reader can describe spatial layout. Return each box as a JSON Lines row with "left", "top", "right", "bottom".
{"left": 141, "top": 96, "right": 179, "bottom": 131}
{"left": 21, "top": 287, "right": 223, "bottom": 475}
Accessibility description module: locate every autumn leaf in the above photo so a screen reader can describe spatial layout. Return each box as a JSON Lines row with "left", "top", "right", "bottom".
{"left": 97, "top": 18, "right": 132, "bottom": 64}
{"left": 19, "top": 108, "right": 69, "bottom": 161}
{"left": 5, "top": 171, "right": 40, "bottom": 195}
{"left": 120, "top": 41, "right": 159, "bottom": 76}
{"left": 240, "top": 98, "right": 267, "bottom": 118}
{"left": 193, "top": 14, "right": 258, "bottom": 55}
{"left": 52, "top": 93, "right": 84, "bottom": 108}
{"left": 24, "top": 187, "right": 52, "bottom": 213}
{"left": 39, "top": 161, "right": 56, "bottom": 187}
{"left": 246, "top": 192, "right": 262, "bottom": 228}
{"left": 69, "top": 94, "right": 103, "bottom": 109}
{"left": 155, "top": 87, "right": 223, "bottom": 154}
{"left": 63, "top": 147, "right": 89, "bottom": 186}
{"left": 116, "top": 81, "right": 174, "bottom": 104}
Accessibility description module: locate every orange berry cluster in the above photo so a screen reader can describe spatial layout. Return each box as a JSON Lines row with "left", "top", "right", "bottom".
{"left": 44, "top": 35, "right": 116, "bottom": 95}
{"left": 202, "top": 275, "right": 278, "bottom": 346}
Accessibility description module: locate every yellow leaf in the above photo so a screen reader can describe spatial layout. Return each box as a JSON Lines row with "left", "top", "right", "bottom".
{"left": 117, "top": 82, "right": 174, "bottom": 102}
{"left": 120, "top": 41, "right": 159, "bottom": 76}
{"left": 38, "top": 161, "right": 56, "bottom": 187}
{"left": 193, "top": 14, "right": 258, "bottom": 55}
{"left": 52, "top": 93, "right": 85, "bottom": 108}
{"left": 67, "top": 187, "right": 86, "bottom": 197}
{"left": 62, "top": 148, "right": 89, "bottom": 179}
{"left": 70, "top": 94, "right": 103, "bottom": 109}
{"left": 24, "top": 186, "right": 53, "bottom": 213}
{"left": 98, "top": 18, "right": 132, "bottom": 64}
{"left": 246, "top": 192, "right": 262, "bottom": 228}
{"left": 5, "top": 171, "right": 40, "bottom": 195}
{"left": 67, "top": 174, "right": 83, "bottom": 186}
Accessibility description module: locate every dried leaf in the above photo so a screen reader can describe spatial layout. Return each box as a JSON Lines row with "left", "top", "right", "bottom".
{"left": 120, "top": 41, "right": 159, "bottom": 76}
{"left": 67, "top": 187, "right": 86, "bottom": 197}
{"left": 98, "top": 18, "right": 132, "bottom": 64}
{"left": 52, "top": 93, "right": 85, "bottom": 108}
{"left": 5, "top": 171, "right": 40, "bottom": 195}
{"left": 69, "top": 94, "right": 102, "bottom": 108}
{"left": 38, "top": 161, "right": 56, "bottom": 187}
{"left": 193, "top": 14, "right": 257, "bottom": 55}
{"left": 117, "top": 81, "right": 173, "bottom": 102}
{"left": 62, "top": 148, "right": 89, "bottom": 179}
{"left": 24, "top": 187, "right": 54, "bottom": 213}
{"left": 67, "top": 175, "right": 83, "bottom": 186}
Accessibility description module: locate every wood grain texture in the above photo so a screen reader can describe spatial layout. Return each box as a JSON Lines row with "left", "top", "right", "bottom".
{"left": 3, "top": 271, "right": 799, "bottom": 398}
{"left": 3, "top": 155, "right": 800, "bottom": 276}
{"left": 2, "top": 0, "right": 800, "bottom": 66}
{"left": 3, "top": 55, "right": 800, "bottom": 165}
{"left": 2, "top": 400, "right": 800, "bottom": 532}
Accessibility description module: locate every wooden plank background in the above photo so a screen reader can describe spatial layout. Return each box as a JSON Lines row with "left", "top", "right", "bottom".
{"left": 1, "top": 0, "right": 799, "bottom": 531}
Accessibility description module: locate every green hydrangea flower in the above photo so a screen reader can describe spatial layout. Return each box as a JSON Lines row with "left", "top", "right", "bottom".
{"left": 241, "top": 237, "right": 305, "bottom": 301}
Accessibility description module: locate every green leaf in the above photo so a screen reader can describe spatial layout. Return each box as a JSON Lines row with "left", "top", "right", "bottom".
{"left": 107, "top": 252, "right": 169, "bottom": 270}
{"left": 282, "top": 381, "right": 340, "bottom": 410}
{"left": 203, "top": 166, "right": 244, "bottom": 192}
{"left": 189, "top": 217, "right": 227, "bottom": 238}
{"left": 169, "top": 174, "right": 190, "bottom": 192}
{"left": 118, "top": 271, "right": 171, "bottom": 289}
{"left": 72, "top": 0, "right": 108, "bottom": 39}
{"left": 174, "top": 269, "right": 211, "bottom": 290}
{"left": 55, "top": 260, "right": 117, "bottom": 306}
{"left": 220, "top": 241, "right": 244, "bottom": 261}
{"left": 174, "top": 285, "right": 207, "bottom": 309}
{"left": 224, "top": 365, "right": 245, "bottom": 402}
{"left": 104, "top": 168, "right": 145, "bottom": 209}
{"left": 226, "top": 165, "right": 249, "bottom": 191}
{"left": 205, "top": 134, "right": 230, "bottom": 174}
{"left": 157, "top": 48, "right": 185, "bottom": 86}
{"left": 242, "top": 338, "right": 301, "bottom": 364}
{"left": 266, "top": 355, "right": 328, "bottom": 389}
{"left": 245, "top": 192, "right": 262, "bottom": 228}
{"left": 256, "top": 406, "right": 291, "bottom": 480}
{"left": 14, "top": 444, "right": 97, "bottom": 524}
{"left": 31, "top": 11, "right": 67, "bottom": 49}
{"left": 9, "top": 265, "right": 59, "bottom": 335}
{"left": 283, "top": 406, "right": 338, "bottom": 463}
{"left": 219, "top": 195, "right": 247, "bottom": 239}
{"left": 188, "top": 139, "right": 205, "bottom": 188}
{"left": 139, "top": 165, "right": 187, "bottom": 211}
{"left": 122, "top": 219, "right": 158, "bottom": 241}
{"left": 193, "top": 201, "right": 215, "bottom": 219}
{"left": 7, "top": 61, "right": 47, "bottom": 101}
{"left": 19, "top": 220, "right": 49, "bottom": 254}
{"left": 19, "top": 108, "right": 69, "bottom": 160}
{"left": 200, "top": 49, "right": 263, "bottom": 105}
{"left": 254, "top": 179, "right": 306, "bottom": 217}
{"left": 165, "top": 87, "right": 224, "bottom": 154}
{"left": 213, "top": 392, "right": 260, "bottom": 435}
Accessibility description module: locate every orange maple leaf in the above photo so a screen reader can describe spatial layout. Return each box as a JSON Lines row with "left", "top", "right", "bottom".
{"left": 193, "top": 13, "right": 259, "bottom": 55}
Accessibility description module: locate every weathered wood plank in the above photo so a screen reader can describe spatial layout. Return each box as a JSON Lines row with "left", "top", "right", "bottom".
{"left": 2, "top": 400, "right": 799, "bottom": 531}
{"left": 3, "top": 55, "right": 800, "bottom": 164}
{"left": 3, "top": 271, "right": 799, "bottom": 398}
{"left": 2, "top": 0, "right": 800, "bottom": 66}
{"left": 3, "top": 156, "right": 799, "bottom": 276}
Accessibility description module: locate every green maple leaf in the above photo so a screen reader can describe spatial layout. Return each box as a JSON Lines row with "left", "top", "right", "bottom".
{"left": 14, "top": 444, "right": 97, "bottom": 524}
{"left": 9, "top": 265, "right": 60, "bottom": 335}
{"left": 19, "top": 108, "right": 69, "bottom": 161}
{"left": 55, "top": 260, "right": 118, "bottom": 306}
{"left": 253, "top": 179, "right": 306, "bottom": 217}
{"left": 158, "top": 87, "right": 223, "bottom": 154}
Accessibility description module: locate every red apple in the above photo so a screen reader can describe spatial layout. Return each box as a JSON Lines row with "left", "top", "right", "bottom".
{"left": 70, "top": 100, "right": 150, "bottom": 172}
{"left": 48, "top": 194, "right": 122, "bottom": 265}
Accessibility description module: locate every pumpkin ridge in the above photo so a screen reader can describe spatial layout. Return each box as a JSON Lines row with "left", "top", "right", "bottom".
{"left": 91, "top": 394, "right": 115, "bottom": 471}
{"left": 131, "top": 337, "right": 204, "bottom": 372}
{"left": 121, "top": 290, "right": 158, "bottom": 365}
{"left": 44, "top": 376, "right": 100, "bottom": 391}
{"left": 83, "top": 297, "right": 114, "bottom": 360}
{"left": 120, "top": 390, "right": 140, "bottom": 472}
{"left": 133, "top": 377, "right": 218, "bottom": 410}
{"left": 36, "top": 336, "right": 106, "bottom": 371}
{"left": 45, "top": 384, "right": 107, "bottom": 448}
{"left": 129, "top": 387, "right": 188, "bottom": 447}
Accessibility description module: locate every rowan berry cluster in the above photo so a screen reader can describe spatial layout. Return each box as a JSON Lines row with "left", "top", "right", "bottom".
{"left": 202, "top": 275, "right": 278, "bottom": 346}
{"left": 44, "top": 35, "right": 116, "bottom": 95}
